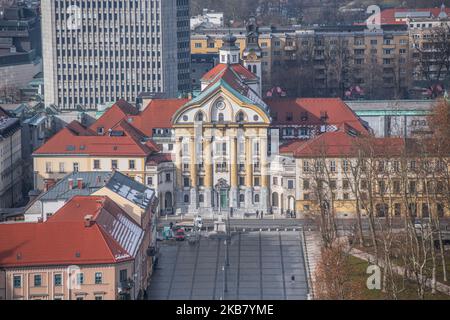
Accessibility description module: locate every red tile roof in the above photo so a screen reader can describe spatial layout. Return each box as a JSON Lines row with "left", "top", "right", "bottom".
{"left": 66, "top": 120, "right": 96, "bottom": 136}
{"left": 201, "top": 63, "right": 258, "bottom": 83}
{"left": 266, "top": 98, "right": 368, "bottom": 134}
{"left": 33, "top": 120, "right": 158, "bottom": 157}
{"left": 200, "top": 64, "right": 260, "bottom": 99}
{"left": 146, "top": 153, "right": 173, "bottom": 165}
{"left": 289, "top": 130, "right": 405, "bottom": 158}
{"left": 0, "top": 222, "right": 129, "bottom": 268}
{"left": 0, "top": 196, "right": 141, "bottom": 268}
{"left": 279, "top": 139, "right": 309, "bottom": 154}
{"left": 378, "top": 7, "right": 450, "bottom": 25}
{"left": 136, "top": 99, "right": 188, "bottom": 136}
{"left": 90, "top": 100, "right": 139, "bottom": 133}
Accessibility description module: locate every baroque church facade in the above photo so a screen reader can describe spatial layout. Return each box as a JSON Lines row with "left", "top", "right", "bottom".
{"left": 172, "top": 23, "right": 273, "bottom": 215}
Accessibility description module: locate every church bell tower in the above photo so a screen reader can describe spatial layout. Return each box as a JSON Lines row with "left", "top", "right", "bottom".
{"left": 242, "top": 17, "right": 262, "bottom": 93}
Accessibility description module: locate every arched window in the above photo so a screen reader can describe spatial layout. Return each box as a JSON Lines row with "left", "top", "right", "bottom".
{"left": 236, "top": 111, "right": 246, "bottom": 123}
{"left": 272, "top": 192, "right": 279, "bottom": 207}
{"left": 254, "top": 194, "right": 260, "bottom": 203}
{"left": 239, "top": 194, "right": 245, "bottom": 202}
{"left": 199, "top": 194, "right": 204, "bottom": 203}
{"left": 195, "top": 111, "right": 204, "bottom": 122}
{"left": 247, "top": 65, "right": 251, "bottom": 71}
{"left": 184, "top": 194, "right": 190, "bottom": 203}
{"left": 164, "top": 192, "right": 172, "bottom": 208}
{"left": 218, "top": 113, "right": 225, "bottom": 122}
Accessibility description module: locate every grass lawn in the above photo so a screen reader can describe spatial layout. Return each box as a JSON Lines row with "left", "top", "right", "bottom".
{"left": 354, "top": 239, "right": 450, "bottom": 286}
{"left": 348, "top": 255, "right": 450, "bottom": 300}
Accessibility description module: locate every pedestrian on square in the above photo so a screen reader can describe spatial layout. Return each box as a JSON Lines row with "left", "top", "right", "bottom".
{"left": 256, "top": 210, "right": 259, "bottom": 219}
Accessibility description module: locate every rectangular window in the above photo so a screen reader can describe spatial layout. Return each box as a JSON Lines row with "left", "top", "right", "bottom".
{"left": 239, "top": 176, "right": 245, "bottom": 186}
{"left": 303, "top": 179, "right": 310, "bottom": 190}
{"left": 34, "top": 275, "right": 42, "bottom": 287}
{"left": 54, "top": 274, "right": 62, "bottom": 286}
{"left": 129, "top": 160, "right": 135, "bottom": 170}
{"left": 46, "top": 162, "right": 52, "bottom": 173}
{"left": 119, "top": 269, "right": 128, "bottom": 282}
{"left": 59, "top": 162, "right": 65, "bottom": 173}
{"left": 111, "top": 160, "right": 118, "bottom": 169}
{"left": 303, "top": 161, "right": 309, "bottom": 173}
{"left": 393, "top": 181, "right": 401, "bottom": 194}
{"left": 288, "top": 180, "right": 294, "bottom": 190}
{"left": 342, "top": 160, "right": 349, "bottom": 172}
{"left": 165, "top": 173, "right": 171, "bottom": 182}
{"left": 343, "top": 180, "right": 350, "bottom": 189}
{"left": 95, "top": 272, "right": 102, "bottom": 284}
{"left": 73, "top": 162, "right": 79, "bottom": 172}
{"left": 330, "top": 161, "right": 336, "bottom": 172}
{"left": 13, "top": 275, "right": 21, "bottom": 288}
{"left": 254, "top": 177, "right": 260, "bottom": 186}
{"left": 77, "top": 273, "right": 84, "bottom": 285}
{"left": 93, "top": 160, "right": 100, "bottom": 170}
{"left": 147, "top": 177, "right": 153, "bottom": 185}
{"left": 330, "top": 180, "right": 337, "bottom": 190}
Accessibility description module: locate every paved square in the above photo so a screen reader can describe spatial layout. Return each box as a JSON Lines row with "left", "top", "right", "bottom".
{"left": 147, "top": 231, "right": 309, "bottom": 300}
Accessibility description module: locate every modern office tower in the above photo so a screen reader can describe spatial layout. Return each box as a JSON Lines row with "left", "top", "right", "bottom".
{"left": 41, "top": 0, "right": 190, "bottom": 110}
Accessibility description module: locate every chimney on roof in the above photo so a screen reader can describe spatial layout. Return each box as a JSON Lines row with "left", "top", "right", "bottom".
{"left": 68, "top": 178, "right": 74, "bottom": 189}
{"left": 84, "top": 214, "right": 94, "bottom": 227}
{"left": 44, "top": 179, "right": 56, "bottom": 192}
{"left": 77, "top": 178, "right": 83, "bottom": 189}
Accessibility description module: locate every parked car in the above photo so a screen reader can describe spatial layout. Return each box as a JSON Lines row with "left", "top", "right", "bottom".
{"left": 175, "top": 228, "right": 186, "bottom": 241}
{"left": 194, "top": 215, "right": 203, "bottom": 230}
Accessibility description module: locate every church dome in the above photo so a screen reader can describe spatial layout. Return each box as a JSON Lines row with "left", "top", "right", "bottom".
{"left": 221, "top": 33, "right": 239, "bottom": 50}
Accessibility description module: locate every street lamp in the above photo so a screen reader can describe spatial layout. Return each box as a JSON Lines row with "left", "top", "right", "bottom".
{"left": 223, "top": 206, "right": 232, "bottom": 297}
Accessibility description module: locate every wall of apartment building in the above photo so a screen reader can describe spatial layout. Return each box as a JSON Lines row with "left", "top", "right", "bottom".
{"left": 32, "top": 156, "right": 146, "bottom": 190}
{"left": 191, "top": 28, "right": 413, "bottom": 97}
{"left": 409, "top": 24, "right": 450, "bottom": 81}
{"left": 0, "top": 262, "right": 135, "bottom": 300}
{"left": 0, "top": 128, "right": 23, "bottom": 208}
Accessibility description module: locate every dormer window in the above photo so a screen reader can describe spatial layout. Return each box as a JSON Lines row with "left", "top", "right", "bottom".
{"left": 286, "top": 112, "right": 293, "bottom": 121}
{"left": 300, "top": 112, "right": 308, "bottom": 121}
{"left": 97, "top": 127, "right": 104, "bottom": 135}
